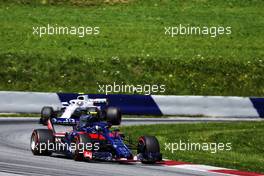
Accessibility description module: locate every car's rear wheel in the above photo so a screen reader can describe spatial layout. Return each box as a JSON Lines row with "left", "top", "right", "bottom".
{"left": 137, "top": 136, "right": 162, "bottom": 164}
{"left": 30, "top": 129, "right": 54, "bottom": 156}
{"left": 40, "top": 106, "right": 54, "bottom": 125}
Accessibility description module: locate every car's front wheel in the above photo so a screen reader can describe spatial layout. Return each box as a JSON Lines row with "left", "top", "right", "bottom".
{"left": 106, "top": 107, "right": 122, "bottom": 125}
{"left": 137, "top": 136, "right": 162, "bottom": 164}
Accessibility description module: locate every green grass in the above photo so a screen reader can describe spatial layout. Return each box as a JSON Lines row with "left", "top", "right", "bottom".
{"left": 121, "top": 122, "right": 264, "bottom": 173}
{"left": 0, "top": 0, "right": 263, "bottom": 95}
{"left": 0, "top": 113, "right": 39, "bottom": 117}
{"left": 0, "top": 54, "right": 263, "bottom": 96}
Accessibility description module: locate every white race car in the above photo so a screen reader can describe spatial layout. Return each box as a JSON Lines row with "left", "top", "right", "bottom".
{"left": 39, "top": 95, "right": 119, "bottom": 125}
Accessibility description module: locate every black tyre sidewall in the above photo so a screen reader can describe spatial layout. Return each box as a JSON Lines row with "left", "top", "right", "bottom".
{"left": 30, "top": 129, "right": 54, "bottom": 156}
{"left": 106, "top": 107, "right": 121, "bottom": 125}
{"left": 137, "top": 136, "right": 161, "bottom": 164}
{"left": 40, "top": 106, "right": 54, "bottom": 125}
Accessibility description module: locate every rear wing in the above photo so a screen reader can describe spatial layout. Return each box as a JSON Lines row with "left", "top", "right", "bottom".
{"left": 47, "top": 118, "right": 77, "bottom": 137}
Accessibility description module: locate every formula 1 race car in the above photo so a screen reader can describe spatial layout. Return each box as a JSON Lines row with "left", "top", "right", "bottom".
{"left": 30, "top": 95, "right": 162, "bottom": 164}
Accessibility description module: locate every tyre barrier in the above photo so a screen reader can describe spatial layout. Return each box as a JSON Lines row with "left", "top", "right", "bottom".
{"left": 0, "top": 91, "right": 263, "bottom": 117}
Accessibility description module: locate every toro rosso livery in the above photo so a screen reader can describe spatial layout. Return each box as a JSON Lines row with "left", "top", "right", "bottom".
{"left": 30, "top": 95, "right": 162, "bottom": 163}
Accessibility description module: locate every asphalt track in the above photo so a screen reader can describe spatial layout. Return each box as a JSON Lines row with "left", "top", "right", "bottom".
{"left": 0, "top": 117, "right": 262, "bottom": 176}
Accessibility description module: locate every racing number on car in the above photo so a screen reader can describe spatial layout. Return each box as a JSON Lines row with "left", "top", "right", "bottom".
{"left": 84, "top": 151, "right": 93, "bottom": 159}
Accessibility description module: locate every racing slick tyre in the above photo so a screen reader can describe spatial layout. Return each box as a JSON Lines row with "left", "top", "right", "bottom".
{"left": 40, "top": 106, "right": 54, "bottom": 125}
{"left": 30, "top": 129, "right": 54, "bottom": 156}
{"left": 72, "top": 134, "right": 91, "bottom": 161}
{"left": 137, "top": 136, "right": 162, "bottom": 164}
{"left": 106, "top": 107, "right": 121, "bottom": 125}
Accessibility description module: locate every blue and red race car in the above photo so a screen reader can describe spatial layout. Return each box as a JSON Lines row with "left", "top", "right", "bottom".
{"left": 30, "top": 95, "right": 162, "bottom": 164}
